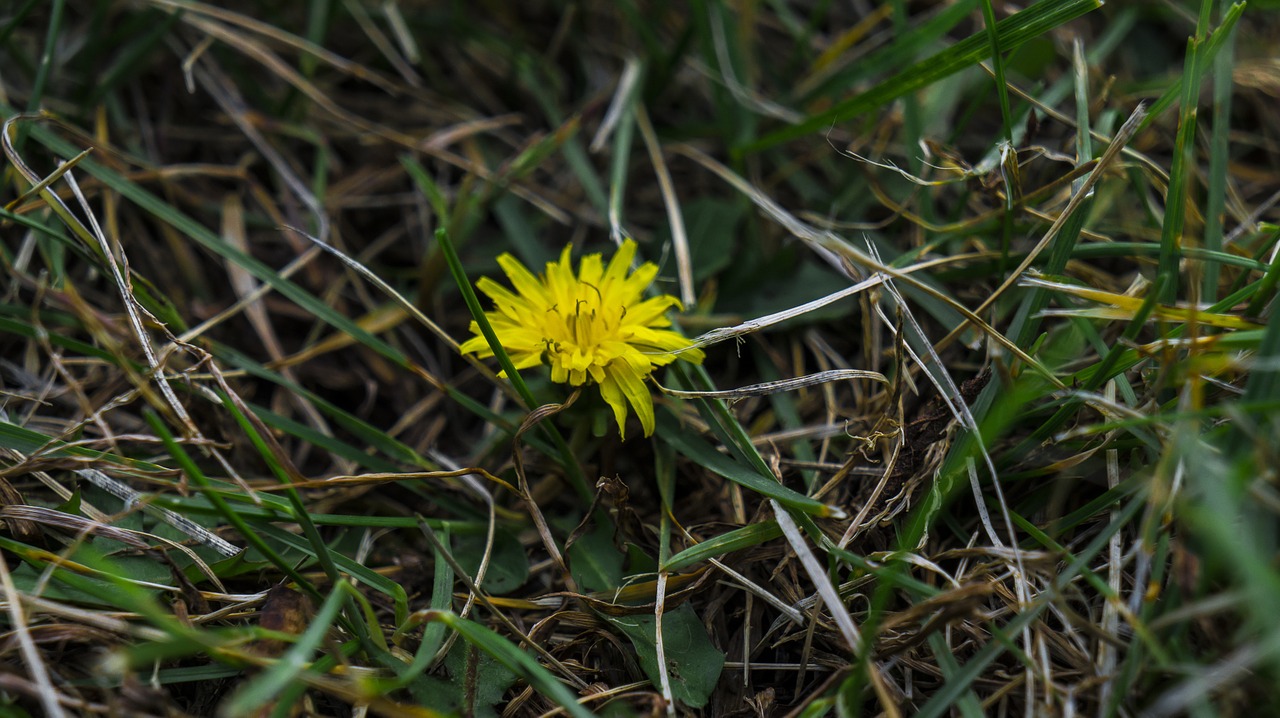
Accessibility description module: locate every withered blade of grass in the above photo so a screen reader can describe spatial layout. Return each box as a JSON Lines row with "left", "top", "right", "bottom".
{"left": 654, "top": 368, "right": 887, "bottom": 403}
{"left": 148, "top": 0, "right": 406, "bottom": 95}
{"left": 215, "top": 196, "right": 333, "bottom": 439}
{"left": 0, "top": 539, "right": 67, "bottom": 718}
{"left": 189, "top": 57, "right": 328, "bottom": 243}
{"left": 673, "top": 143, "right": 1066, "bottom": 389}
{"left": 591, "top": 57, "right": 642, "bottom": 154}
{"left": 635, "top": 104, "right": 694, "bottom": 308}
{"left": 856, "top": 158, "right": 1099, "bottom": 234}
{"left": 702, "top": 1, "right": 805, "bottom": 125}
{"left": 167, "top": 10, "right": 568, "bottom": 221}
{"left": 867, "top": 268, "right": 1043, "bottom": 705}
{"left": 511, "top": 391, "right": 581, "bottom": 583}
{"left": 682, "top": 273, "right": 886, "bottom": 351}
{"left": 771, "top": 500, "right": 861, "bottom": 652}
{"left": 336, "top": 0, "right": 421, "bottom": 86}
{"left": 70, "top": 468, "right": 241, "bottom": 559}
{"left": 57, "top": 171, "right": 206, "bottom": 446}
{"left": 872, "top": 269, "right": 1012, "bottom": 547}
{"left": 652, "top": 569, "right": 674, "bottom": 714}
{"left": 288, "top": 225, "right": 460, "bottom": 353}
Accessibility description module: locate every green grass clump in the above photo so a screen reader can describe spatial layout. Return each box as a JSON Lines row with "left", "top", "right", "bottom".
{"left": 2, "top": 1, "right": 1280, "bottom": 715}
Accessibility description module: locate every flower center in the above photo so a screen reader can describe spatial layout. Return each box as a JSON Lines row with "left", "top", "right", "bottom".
{"left": 539, "top": 288, "right": 630, "bottom": 386}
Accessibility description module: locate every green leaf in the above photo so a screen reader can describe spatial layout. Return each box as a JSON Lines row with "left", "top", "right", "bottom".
{"left": 625, "top": 543, "right": 659, "bottom": 575}
{"left": 453, "top": 528, "right": 530, "bottom": 595}
{"left": 257, "top": 524, "right": 409, "bottom": 626}
{"left": 8, "top": 561, "right": 148, "bottom": 606}
{"left": 196, "top": 550, "right": 272, "bottom": 581}
{"left": 75, "top": 550, "right": 173, "bottom": 587}
{"left": 606, "top": 604, "right": 725, "bottom": 708}
{"left": 412, "top": 641, "right": 519, "bottom": 718}
{"left": 425, "top": 612, "right": 595, "bottom": 718}
{"left": 567, "top": 521, "right": 626, "bottom": 593}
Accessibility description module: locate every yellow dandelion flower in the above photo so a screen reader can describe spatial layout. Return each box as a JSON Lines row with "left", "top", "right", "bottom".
{"left": 460, "top": 240, "right": 704, "bottom": 438}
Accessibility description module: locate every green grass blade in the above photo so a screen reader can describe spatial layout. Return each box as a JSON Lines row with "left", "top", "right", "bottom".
{"left": 220, "top": 583, "right": 350, "bottom": 716}
{"left": 744, "top": 0, "right": 1102, "bottom": 152}
{"left": 143, "top": 410, "right": 321, "bottom": 601}
{"left": 1202, "top": 11, "right": 1237, "bottom": 300}
{"left": 434, "top": 226, "right": 591, "bottom": 500}
{"left": 655, "top": 410, "right": 835, "bottom": 518}
{"left": 663, "top": 521, "right": 781, "bottom": 572}
{"left": 425, "top": 612, "right": 596, "bottom": 718}
{"left": 256, "top": 524, "right": 409, "bottom": 628}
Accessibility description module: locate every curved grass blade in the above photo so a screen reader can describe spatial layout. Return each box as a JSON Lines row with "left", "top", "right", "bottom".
{"left": 662, "top": 521, "right": 782, "bottom": 573}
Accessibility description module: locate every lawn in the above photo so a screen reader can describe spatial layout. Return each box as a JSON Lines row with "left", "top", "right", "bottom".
{"left": 2, "top": 1, "right": 1279, "bottom": 716}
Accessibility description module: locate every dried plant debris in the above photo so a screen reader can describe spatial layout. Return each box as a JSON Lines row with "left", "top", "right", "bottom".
{"left": 1, "top": 1, "right": 1278, "bottom": 716}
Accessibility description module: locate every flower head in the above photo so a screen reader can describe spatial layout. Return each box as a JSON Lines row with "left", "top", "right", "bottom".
{"left": 460, "top": 240, "right": 703, "bottom": 438}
